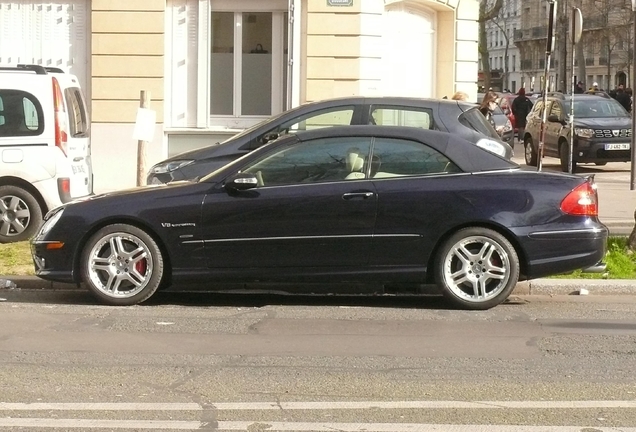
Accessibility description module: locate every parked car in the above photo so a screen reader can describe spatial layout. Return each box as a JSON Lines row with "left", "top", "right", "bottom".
{"left": 147, "top": 97, "right": 513, "bottom": 185}
{"left": 0, "top": 64, "right": 93, "bottom": 243}
{"left": 33, "top": 126, "right": 606, "bottom": 310}
{"left": 523, "top": 93, "right": 631, "bottom": 172}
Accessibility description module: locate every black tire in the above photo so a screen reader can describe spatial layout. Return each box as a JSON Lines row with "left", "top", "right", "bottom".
{"left": 524, "top": 136, "right": 538, "bottom": 167}
{"left": 0, "top": 185, "right": 44, "bottom": 243}
{"left": 435, "top": 227, "right": 520, "bottom": 310}
{"left": 560, "top": 142, "right": 577, "bottom": 173}
{"left": 81, "top": 224, "right": 164, "bottom": 306}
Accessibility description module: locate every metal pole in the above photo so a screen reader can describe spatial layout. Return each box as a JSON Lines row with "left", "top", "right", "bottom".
{"left": 137, "top": 90, "right": 149, "bottom": 187}
{"left": 569, "top": 26, "right": 575, "bottom": 175}
{"left": 631, "top": 8, "right": 636, "bottom": 190}
{"left": 538, "top": 0, "right": 557, "bottom": 172}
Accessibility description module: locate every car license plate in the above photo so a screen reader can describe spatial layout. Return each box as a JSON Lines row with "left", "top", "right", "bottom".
{"left": 604, "top": 143, "right": 630, "bottom": 150}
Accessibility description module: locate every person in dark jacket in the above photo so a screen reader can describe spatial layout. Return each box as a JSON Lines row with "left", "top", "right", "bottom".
{"left": 616, "top": 85, "right": 632, "bottom": 112}
{"left": 574, "top": 81, "right": 585, "bottom": 94}
{"left": 511, "top": 88, "right": 534, "bottom": 145}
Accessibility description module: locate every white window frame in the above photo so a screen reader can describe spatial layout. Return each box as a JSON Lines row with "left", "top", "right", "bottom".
{"left": 207, "top": 0, "right": 288, "bottom": 130}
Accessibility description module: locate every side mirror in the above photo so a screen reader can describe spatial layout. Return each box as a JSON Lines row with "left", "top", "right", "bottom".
{"left": 261, "top": 132, "right": 280, "bottom": 144}
{"left": 225, "top": 173, "right": 258, "bottom": 191}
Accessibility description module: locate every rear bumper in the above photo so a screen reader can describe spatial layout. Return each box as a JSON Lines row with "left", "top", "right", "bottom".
{"left": 517, "top": 224, "right": 608, "bottom": 280}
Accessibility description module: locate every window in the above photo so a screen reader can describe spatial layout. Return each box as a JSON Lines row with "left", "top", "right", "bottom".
{"left": 370, "top": 138, "right": 460, "bottom": 178}
{"left": 244, "top": 137, "right": 372, "bottom": 186}
{"left": 512, "top": 55, "right": 516, "bottom": 71}
{"left": 370, "top": 107, "right": 434, "bottom": 129}
{"left": 65, "top": 88, "right": 89, "bottom": 138}
{"left": 268, "top": 107, "right": 356, "bottom": 137}
{"left": 550, "top": 102, "right": 562, "bottom": 120}
{"left": 458, "top": 108, "right": 500, "bottom": 140}
{"left": 0, "top": 90, "right": 44, "bottom": 137}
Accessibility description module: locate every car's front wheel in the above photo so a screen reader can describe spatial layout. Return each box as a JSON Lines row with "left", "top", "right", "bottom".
{"left": 435, "top": 227, "right": 520, "bottom": 310}
{"left": 81, "top": 224, "right": 164, "bottom": 306}
{"left": 0, "top": 185, "right": 43, "bottom": 243}
{"left": 524, "top": 136, "right": 538, "bottom": 166}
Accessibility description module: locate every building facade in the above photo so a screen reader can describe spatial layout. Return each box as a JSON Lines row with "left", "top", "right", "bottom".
{"left": 0, "top": 0, "right": 480, "bottom": 192}
{"left": 483, "top": 0, "right": 522, "bottom": 93}
{"left": 513, "top": 0, "right": 632, "bottom": 94}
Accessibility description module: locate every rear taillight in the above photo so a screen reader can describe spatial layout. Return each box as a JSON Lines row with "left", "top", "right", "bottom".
{"left": 560, "top": 181, "right": 598, "bottom": 216}
{"left": 57, "top": 178, "right": 72, "bottom": 203}
{"left": 52, "top": 77, "right": 68, "bottom": 156}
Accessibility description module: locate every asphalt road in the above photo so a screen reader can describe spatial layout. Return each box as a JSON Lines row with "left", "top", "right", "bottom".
{"left": 2, "top": 289, "right": 636, "bottom": 431}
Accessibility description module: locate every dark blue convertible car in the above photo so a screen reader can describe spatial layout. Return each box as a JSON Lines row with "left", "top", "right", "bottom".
{"left": 32, "top": 126, "right": 607, "bottom": 309}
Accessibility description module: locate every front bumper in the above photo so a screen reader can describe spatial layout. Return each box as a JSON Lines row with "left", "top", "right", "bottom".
{"left": 574, "top": 138, "right": 631, "bottom": 163}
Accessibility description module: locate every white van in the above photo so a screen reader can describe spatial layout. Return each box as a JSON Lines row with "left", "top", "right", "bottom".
{"left": 0, "top": 64, "right": 93, "bottom": 243}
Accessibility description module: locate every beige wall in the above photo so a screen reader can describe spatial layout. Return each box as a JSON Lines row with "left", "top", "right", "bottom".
{"left": 91, "top": 0, "right": 165, "bottom": 123}
{"left": 303, "top": 0, "right": 479, "bottom": 103}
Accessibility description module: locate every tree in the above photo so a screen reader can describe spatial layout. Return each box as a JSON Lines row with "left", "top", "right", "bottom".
{"left": 490, "top": 6, "right": 512, "bottom": 91}
{"left": 479, "top": 0, "right": 504, "bottom": 90}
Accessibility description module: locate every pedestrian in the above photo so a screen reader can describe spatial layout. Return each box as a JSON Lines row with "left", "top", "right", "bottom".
{"left": 479, "top": 91, "right": 498, "bottom": 121}
{"left": 616, "top": 85, "right": 632, "bottom": 112}
{"left": 574, "top": 81, "right": 584, "bottom": 94}
{"left": 451, "top": 91, "right": 469, "bottom": 101}
{"left": 511, "top": 88, "right": 534, "bottom": 146}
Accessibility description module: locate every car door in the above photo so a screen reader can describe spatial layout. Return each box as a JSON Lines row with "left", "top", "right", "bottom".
{"left": 368, "top": 136, "right": 463, "bottom": 268}
{"left": 545, "top": 100, "right": 564, "bottom": 157}
{"left": 201, "top": 136, "right": 378, "bottom": 269}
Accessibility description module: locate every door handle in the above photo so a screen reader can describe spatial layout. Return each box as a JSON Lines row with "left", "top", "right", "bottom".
{"left": 342, "top": 192, "right": 375, "bottom": 200}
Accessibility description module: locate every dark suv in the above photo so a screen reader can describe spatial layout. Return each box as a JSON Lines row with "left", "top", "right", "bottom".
{"left": 147, "top": 96, "right": 512, "bottom": 184}
{"left": 523, "top": 93, "right": 631, "bottom": 172}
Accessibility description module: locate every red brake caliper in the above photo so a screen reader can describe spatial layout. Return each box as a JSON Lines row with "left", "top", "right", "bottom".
{"left": 135, "top": 259, "right": 147, "bottom": 275}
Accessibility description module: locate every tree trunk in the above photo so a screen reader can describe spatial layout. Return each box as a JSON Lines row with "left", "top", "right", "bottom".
{"left": 558, "top": 0, "right": 569, "bottom": 92}
{"left": 478, "top": 0, "right": 503, "bottom": 91}
{"left": 576, "top": 38, "right": 586, "bottom": 87}
{"left": 628, "top": 209, "right": 636, "bottom": 251}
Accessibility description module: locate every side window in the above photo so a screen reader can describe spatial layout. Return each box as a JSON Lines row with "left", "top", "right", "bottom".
{"left": 370, "top": 107, "right": 434, "bottom": 129}
{"left": 271, "top": 107, "right": 355, "bottom": 135}
{"left": 370, "top": 138, "right": 461, "bottom": 178}
{"left": 0, "top": 90, "right": 44, "bottom": 137}
{"left": 65, "top": 88, "right": 89, "bottom": 137}
{"left": 550, "top": 102, "right": 562, "bottom": 119}
{"left": 244, "top": 137, "right": 372, "bottom": 187}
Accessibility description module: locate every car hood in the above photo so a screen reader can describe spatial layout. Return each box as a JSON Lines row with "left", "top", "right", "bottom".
{"left": 76, "top": 181, "right": 203, "bottom": 203}
{"left": 575, "top": 117, "right": 631, "bottom": 128}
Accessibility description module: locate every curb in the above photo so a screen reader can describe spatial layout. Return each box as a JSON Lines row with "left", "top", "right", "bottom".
{"left": 1, "top": 276, "right": 635, "bottom": 297}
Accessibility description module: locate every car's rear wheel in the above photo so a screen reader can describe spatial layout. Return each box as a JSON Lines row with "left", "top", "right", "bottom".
{"left": 0, "top": 185, "right": 43, "bottom": 243}
{"left": 560, "top": 142, "right": 577, "bottom": 173}
{"left": 81, "top": 224, "right": 164, "bottom": 306}
{"left": 435, "top": 227, "right": 519, "bottom": 310}
{"left": 524, "top": 136, "right": 538, "bottom": 166}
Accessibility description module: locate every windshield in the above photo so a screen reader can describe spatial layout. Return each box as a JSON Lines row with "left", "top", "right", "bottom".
{"left": 458, "top": 107, "right": 500, "bottom": 139}
{"left": 573, "top": 98, "right": 628, "bottom": 118}
{"left": 218, "top": 111, "right": 291, "bottom": 144}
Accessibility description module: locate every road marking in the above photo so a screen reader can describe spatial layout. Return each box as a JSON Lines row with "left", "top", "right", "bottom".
{"left": 2, "top": 400, "right": 636, "bottom": 411}
{"left": 0, "top": 419, "right": 635, "bottom": 431}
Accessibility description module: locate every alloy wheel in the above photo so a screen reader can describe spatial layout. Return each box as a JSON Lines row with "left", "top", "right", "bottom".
{"left": 0, "top": 194, "right": 30, "bottom": 238}
{"left": 86, "top": 232, "right": 154, "bottom": 298}
{"left": 441, "top": 235, "right": 511, "bottom": 303}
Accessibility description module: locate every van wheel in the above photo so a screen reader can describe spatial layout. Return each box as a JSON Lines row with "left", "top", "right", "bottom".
{"left": 524, "top": 136, "right": 538, "bottom": 166}
{"left": 0, "top": 186, "right": 43, "bottom": 243}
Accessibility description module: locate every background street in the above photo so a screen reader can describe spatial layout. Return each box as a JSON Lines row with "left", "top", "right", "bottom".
{"left": 2, "top": 289, "right": 636, "bottom": 431}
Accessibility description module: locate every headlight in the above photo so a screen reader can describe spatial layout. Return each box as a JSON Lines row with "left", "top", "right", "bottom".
{"left": 574, "top": 128, "right": 595, "bottom": 138}
{"left": 149, "top": 160, "right": 195, "bottom": 174}
{"left": 39, "top": 208, "right": 64, "bottom": 236}
{"left": 504, "top": 119, "right": 513, "bottom": 132}
{"left": 476, "top": 138, "right": 507, "bottom": 157}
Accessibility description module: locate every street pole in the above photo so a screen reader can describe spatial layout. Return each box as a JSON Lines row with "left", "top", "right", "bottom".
{"left": 539, "top": 0, "right": 558, "bottom": 172}
{"left": 631, "top": 1, "right": 636, "bottom": 190}
{"left": 569, "top": 7, "right": 583, "bottom": 174}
